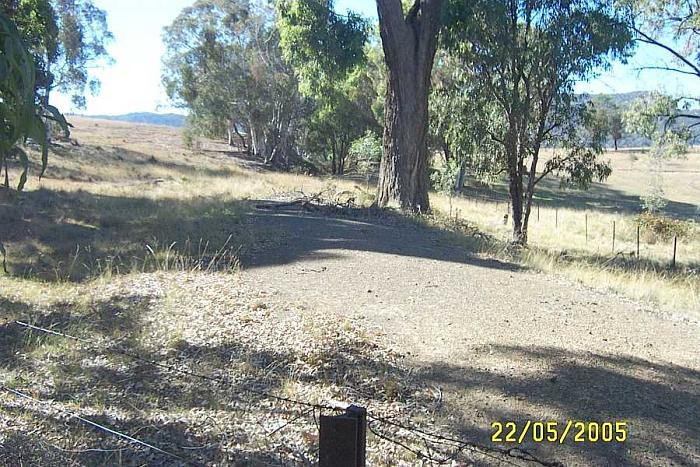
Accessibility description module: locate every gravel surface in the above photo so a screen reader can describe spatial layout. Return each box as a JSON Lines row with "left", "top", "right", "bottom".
{"left": 241, "top": 203, "right": 700, "bottom": 466}
{"left": 1, "top": 201, "right": 698, "bottom": 466}
{"left": 1, "top": 271, "right": 499, "bottom": 466}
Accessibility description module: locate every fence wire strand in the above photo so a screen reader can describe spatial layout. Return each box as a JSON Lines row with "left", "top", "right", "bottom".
{"left": 11, "top": 320, "right": 563, "bottom": 467}
{"left": 0, "top": 385, "right": 193, "bottom": 465}
{"left": 14, "top": 320, "right": 342, "bottom": 412}
{"left": 368, "top": 413, "right": 564, "bottom": 467}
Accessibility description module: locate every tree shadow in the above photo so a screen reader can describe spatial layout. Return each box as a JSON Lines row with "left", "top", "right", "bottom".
{"left": 418, "top": 345, "right": 700, "bottom": 466}
{"left": 1, "top": 188, "right": 520, "bottom": 283}
{"left": 459, "top": 175, "right": 699, "bottom": 220}
{"left": 0, "top": 188, "right": 250, "bottom": 281}
{"left": 3, "top": 260, "right": 696, "bottom": 465}
{"left": 243, "top": 202, "right": 518, "bottom": 273}
{"left": 0, "top": 284, "right": 428, "bottom": 465}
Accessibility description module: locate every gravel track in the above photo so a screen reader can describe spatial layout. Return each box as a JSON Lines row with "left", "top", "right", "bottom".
{"left": 242, "top": 203, "right": 700, "bottom": 466}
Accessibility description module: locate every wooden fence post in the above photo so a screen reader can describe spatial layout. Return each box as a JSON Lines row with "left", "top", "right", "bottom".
{"left": 612, "top": 221, "right": 616, "bottom": 253}
{"left": 585, "top": 214, "right": 588, "bottom": 244}
{"left": 319, "top": 405, "right": 367, "bottom": 467}
{"left": 672, "top": 236, "right": 677, "bottom": 268}
{"left": 537, "top": 203, "right": 540, "bottom": 222}
{"left": 636, "top": 224, "right": 640, "bottom": 258}
{"left": 555, "top": 209, "right": 558, "bottom": 229}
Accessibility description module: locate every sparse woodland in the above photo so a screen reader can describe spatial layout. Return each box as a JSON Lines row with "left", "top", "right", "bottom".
{"left": 0, "top": 0, "right": 699, "bottom": 466}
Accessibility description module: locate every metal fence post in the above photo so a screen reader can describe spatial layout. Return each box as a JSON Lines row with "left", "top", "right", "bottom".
{"left": 319, "top": 405, "right": 367, "bottom": 467}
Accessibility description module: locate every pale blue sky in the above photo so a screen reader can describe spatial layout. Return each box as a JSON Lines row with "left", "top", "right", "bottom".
{"left": 53, "top": 0, "right": 699, "bottom": 115}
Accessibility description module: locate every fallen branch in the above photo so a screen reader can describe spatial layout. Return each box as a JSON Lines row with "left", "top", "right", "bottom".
{"left": 255, "top": 190, "right": 356, "bottom": 215}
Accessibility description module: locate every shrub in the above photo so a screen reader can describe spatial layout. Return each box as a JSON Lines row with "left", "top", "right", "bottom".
{"left": 430, "top": 158, "right": 462, "bottom": 194}
{"left": 636, "top": 212, "right": 695, "bottom": 242}
{"left": 640, "top": 186, "right": 668, "bottom": 213}
{"left": 349, "top": 131, "right": 382, "bottom": 174}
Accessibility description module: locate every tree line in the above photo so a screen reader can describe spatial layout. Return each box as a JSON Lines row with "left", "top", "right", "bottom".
{"left": 162, "top": 0, "right": 698, "bottom": 245}
{"left": 1, "top": 0, "right": 696, "bottom": 250}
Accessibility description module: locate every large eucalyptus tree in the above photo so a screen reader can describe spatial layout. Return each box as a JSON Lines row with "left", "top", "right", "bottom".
{"left": 163, "top": 0, "right": 304, "bottom": 167}
{"left": 275, "top": 0, "right": 444, "bottom": 210}
{"left": 374, "top": 0, "right": 443, "bottom": 211}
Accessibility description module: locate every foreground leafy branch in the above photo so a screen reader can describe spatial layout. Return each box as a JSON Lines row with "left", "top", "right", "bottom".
{"left": 0, "top": 12, "right": 69, "bottom": 272}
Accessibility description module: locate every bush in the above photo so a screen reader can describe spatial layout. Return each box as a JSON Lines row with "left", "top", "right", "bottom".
{"left": 430, "top": 158, "right": 462, "bottom": 194}
{"left": 636, "top": 212, "right": 695, "bottom": 242}
{"left": 640, "top": 186, "right": 668, "bottom": 213}
{"left": 349, "top": 131, "right": 382, "bottom": 174}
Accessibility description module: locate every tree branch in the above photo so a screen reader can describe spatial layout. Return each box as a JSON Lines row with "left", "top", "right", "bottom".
{"left": 634, "top": 65, "right": 700, "bottom": 76}
{"left": 633, "top": 26, "right": 700, "bottom": 78}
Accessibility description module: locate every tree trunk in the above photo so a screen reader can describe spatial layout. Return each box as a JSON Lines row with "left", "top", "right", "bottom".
{"left": 509, "top": 169, "right": 525, "bottom": 244}
{"left": 375, "top": 0, "right": 442, "bottom": 212}
{"left": 454, "top": 162, "right": 466, "bottom": 192}
{"left": 249, "top": 120, "right": 261, "bottom": 157}
{"left": 506, "top": 116, "right": 526, "bottom": 243}
{"left": 614, "top": 138, "right": 618, "bottom": 151}
{"left": 442, "top": 139, "right": 452, "bottom": 162}
{"left": 331, "top": 142, "right": 337, "bottom": 175}
{"left": 233, "top": 123, "right": 248, "bottom": 152}
{"left": 3, "top": 156, "right": 8, "bottom": 189}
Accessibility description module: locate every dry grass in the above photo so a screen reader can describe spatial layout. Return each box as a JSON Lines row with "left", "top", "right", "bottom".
{"left": 0, "top": 117, "right": 363, "bottom": 282}
{"left": 0, "top": 117, "right": 698, "bottom": 464}
{"left": 1, "top": 271, "right": 459, "bottom": 465}
{"left": 1, "top": 117, "right": 697, "bottom": 308}
{"left": 430, "top": 147, "right": 699, "bottom": 311}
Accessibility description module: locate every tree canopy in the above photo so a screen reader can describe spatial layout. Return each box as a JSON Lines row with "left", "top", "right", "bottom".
{"left": 1, "top": 0, "right": 112, "bottom": 108}
{"left": 441, "top": 0, "right": 633, "bottom": 243}
{"left": 0, "top": 10, "right": 68, "bottom": 269}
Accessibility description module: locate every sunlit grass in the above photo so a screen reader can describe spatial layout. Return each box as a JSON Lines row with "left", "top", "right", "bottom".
{"left": 431, "top": 186, "right": 699, "bottom": 311}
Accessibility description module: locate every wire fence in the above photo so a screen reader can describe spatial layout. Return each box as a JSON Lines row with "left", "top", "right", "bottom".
{"left": 449, "top": 195, "right": 696, "bottom": 268}
{"left": 2, "top": 320, "right": 565, "bottom": 467}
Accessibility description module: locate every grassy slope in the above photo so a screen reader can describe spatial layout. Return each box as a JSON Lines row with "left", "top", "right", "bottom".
{"left": 430, "top": 147, "right": 699, "bottom": 310}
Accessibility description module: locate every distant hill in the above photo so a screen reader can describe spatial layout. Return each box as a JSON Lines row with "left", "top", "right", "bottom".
{"left": 73, "top": 112, "right": 187, "bottom": 128}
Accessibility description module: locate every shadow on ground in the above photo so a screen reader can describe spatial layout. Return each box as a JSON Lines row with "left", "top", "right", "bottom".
{"left": 0, "top": 189, "right": 518, "bottom": 283}
{"left": 2, "top": 287, "right": 698, "bottom": 465}
{"left": 0, "top": 285, "right": 420, "bottom": 465}
{"left": 419, "top": 345, "right": 700, "bottom": 466}
{"left": 243, "top": 202, "right": 516, "bottom": 273}
{"left": 459, "top": 175, "right": 699, "bottom": 220}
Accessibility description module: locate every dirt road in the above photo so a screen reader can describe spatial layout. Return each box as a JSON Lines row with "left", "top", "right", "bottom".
{"left": 241, "top": 203, "right": 700, "bottom": 466}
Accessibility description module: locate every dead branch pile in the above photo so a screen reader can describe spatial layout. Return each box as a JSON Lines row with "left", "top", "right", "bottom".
{"left": 255, "top": 189, "right": 358, "bottom": 215}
